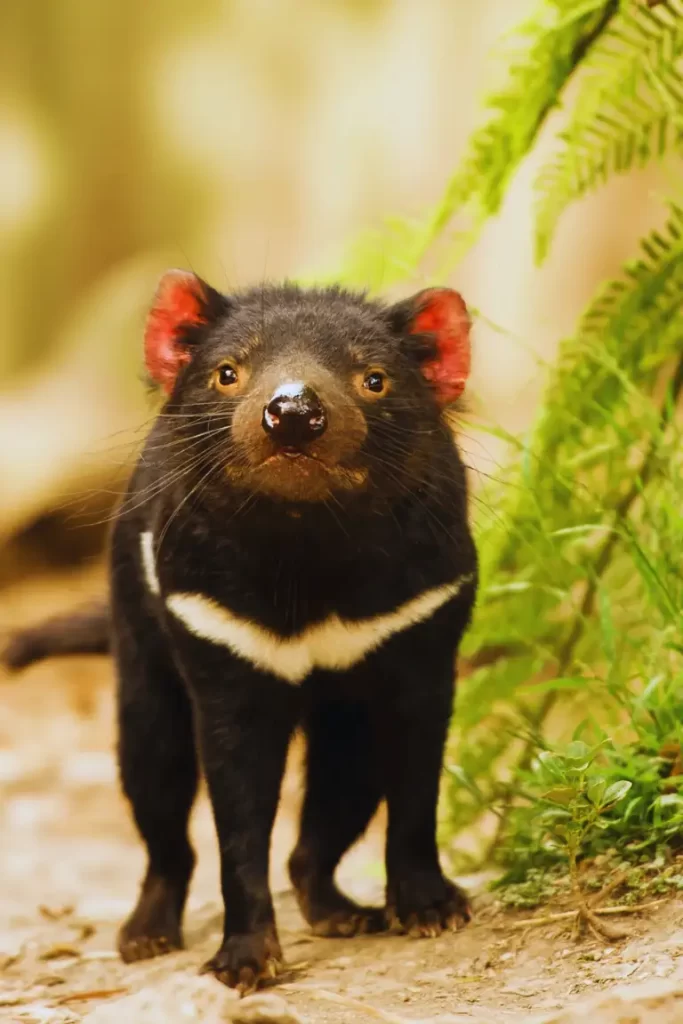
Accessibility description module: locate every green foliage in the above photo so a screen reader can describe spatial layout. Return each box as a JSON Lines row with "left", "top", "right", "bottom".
{"left": 335, "top": 0, "right": 683, "bottom": 291}
{"left": 507, "top": 741, "right": 633, "bottom": 885}
{"left": 500, "top": 735, "right": 681, "bottom": 878}
{"left": 330, "top": 0, "right": 683, "bottom": 891}
{"left": 330, "top": 1, "right": 626, "bottom": 289}
{"left": 444, "top": 243, "right": 683, "bottom": 870}
{"left": 498, "top": 850, "right": 683, "bottom": 909}
{"left": 388, "top": 0, "right": 683, "bottom": 887}
{"left": 495, "top": 865, "right": 568, "bottom": 909}
{"left": 535, "top": 1, "right": 683, "bottom": 260}
{"left": 421, "top": 0, "right": 620, "bottom": 257}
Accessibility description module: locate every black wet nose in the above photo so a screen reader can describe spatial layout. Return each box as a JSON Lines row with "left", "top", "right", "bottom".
{"left": 262, "top": 384, "right": 327, "bottom": 444}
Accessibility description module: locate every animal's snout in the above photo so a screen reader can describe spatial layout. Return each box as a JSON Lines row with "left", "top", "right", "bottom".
{"left": 262, "top": 382, "right": 327, "bottom": 445}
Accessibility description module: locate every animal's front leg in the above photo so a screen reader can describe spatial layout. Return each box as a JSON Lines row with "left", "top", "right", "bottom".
{"left": 375, "top": 618, "right": 472, "bottom": 937}
{"left": 191, "top": 660, "right": 299, "bottom": 992}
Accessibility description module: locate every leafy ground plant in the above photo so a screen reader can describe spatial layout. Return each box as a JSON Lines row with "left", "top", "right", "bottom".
{"left": 501, "top": 742, "right": 637, "bottom": 936}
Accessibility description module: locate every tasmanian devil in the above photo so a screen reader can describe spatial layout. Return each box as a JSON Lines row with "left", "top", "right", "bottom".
{"left": 3, "top": 272, "right": 478, "bottom": 992}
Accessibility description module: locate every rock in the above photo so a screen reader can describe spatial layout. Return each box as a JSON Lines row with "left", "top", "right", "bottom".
{"left": 81, "top": 976, "right": 304, "bottom": 1024}
{"left": 526, "top": 978, "right": 683, "bottom": 1024}
{"left": 82, "top": 972, "right": 238, "bottom": 1023}
{"left": 231, "top": 993, "right": 304, "bottom": 1023}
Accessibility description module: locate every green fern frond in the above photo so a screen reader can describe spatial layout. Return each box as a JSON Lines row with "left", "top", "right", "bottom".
{"left": 541, "top": 201, "right": 683, "bottom": 476}
{"left": 579, "top": 201, "right": 683, "bottom": 350}
{"left": 448, "top": 205, "right": 683, "bottom": 856}
{"left": 417, "top": 0, "right": 619, "bottom": 261}
{"left": 535, "top": 0, "right": 683, "bottom": 262}
{"left": 465, "top": 200, "right": 683, "bottom": 634}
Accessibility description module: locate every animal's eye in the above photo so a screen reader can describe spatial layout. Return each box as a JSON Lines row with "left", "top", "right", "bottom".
{"left": 363, "top": 371, "right": 387, "bottom": 394}
{"left": 214, "top": 364, "right": 238, "bottom": 390}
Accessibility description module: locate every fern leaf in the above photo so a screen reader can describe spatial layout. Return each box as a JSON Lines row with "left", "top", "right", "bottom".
{"left": 535, "top": 0, "right": 683, "bottom": 262}
{"left": 578, "top": 201, "right": 683, "bottom": 350}
{"left": 467, "top": 201, "right": 683, "bottom": 599}
{"left": 450, "top": 205, "right": 683, "bottom": 847}
{"left": 416, "top": 0, "right": 619, "bottom": 261}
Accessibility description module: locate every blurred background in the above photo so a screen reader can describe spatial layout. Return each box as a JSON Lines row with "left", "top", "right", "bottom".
{"left": 0, "top": 0, "right": 671, "bottom": 988}
{"left": 0, "top": 0, "right": 667, "bottom": 568}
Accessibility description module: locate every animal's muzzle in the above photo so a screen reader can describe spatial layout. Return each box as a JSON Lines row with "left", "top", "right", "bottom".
{"left": 262, "top": 382, "right": 327, "bottom": 446}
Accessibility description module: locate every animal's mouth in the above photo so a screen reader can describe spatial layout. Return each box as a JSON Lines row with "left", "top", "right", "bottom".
{"left": 227, "top": 446, "right": 368, "bottom": 500}
{"left": 262, "top": 446, "right": 318, "bottom": 465}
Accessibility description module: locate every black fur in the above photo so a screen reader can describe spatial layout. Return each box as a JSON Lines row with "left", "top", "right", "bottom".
{"left": 6, "top": 282, "right": 478, "bottom": 992}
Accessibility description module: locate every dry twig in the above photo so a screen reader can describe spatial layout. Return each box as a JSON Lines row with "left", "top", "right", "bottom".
{"left": 56, "top": 987, "right": 128, "bottom": 1005}
{"left": 508, "top": 899, "right": 665, "bottom": 934}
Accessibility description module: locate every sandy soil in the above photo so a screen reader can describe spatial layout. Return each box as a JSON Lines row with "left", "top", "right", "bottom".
{"left": 2, "top": 573, "right": 683, "bottom": 1024}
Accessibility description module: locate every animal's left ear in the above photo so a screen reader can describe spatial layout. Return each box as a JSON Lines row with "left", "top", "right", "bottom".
{"left": 388, "top": 288, "right": 471, "bottom": 407}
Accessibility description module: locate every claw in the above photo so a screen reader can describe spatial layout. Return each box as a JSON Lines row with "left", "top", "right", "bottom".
{"left": 201, "top": 932, "right": 283, "bottom": 993}
{"left": 394, "top": 879, "right": 472, "bottom": 939}
{"left": 265, "top": 957, "right": 282, "bottom": 979}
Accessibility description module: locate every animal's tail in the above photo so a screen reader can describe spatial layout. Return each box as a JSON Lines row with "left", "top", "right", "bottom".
{"left": 1, "top": 599, "right": 111, "bottom": 671}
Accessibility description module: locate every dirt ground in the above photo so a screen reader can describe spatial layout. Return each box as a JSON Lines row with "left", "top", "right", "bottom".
{"left": 2, "top": 571, "right": 683, "bottom": 1024}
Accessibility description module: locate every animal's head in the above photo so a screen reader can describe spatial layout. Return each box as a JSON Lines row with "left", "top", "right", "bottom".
{"left": 145, "top": 271, "right": 471, "bottom": 503}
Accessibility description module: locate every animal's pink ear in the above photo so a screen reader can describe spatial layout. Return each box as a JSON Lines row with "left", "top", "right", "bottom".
{"left": 144, "top": 270, "right": 228, "bottom": 394}
{"left": 391, "top": 288, "right": 471, "bottom": 407}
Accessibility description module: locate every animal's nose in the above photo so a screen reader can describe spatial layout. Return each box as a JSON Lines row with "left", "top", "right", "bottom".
{"left": 262, "top": 382, "right": 327, "bottom": 444}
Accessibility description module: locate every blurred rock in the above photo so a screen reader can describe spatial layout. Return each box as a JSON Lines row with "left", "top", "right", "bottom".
{"left": 231, "top": 993, "right": 304, "bottom": 1023}
{"left": 81, "top": 975, "right": 304, "bottom": 1024}
{"left": 82, "top": 973, "right": 238, "bottom": 1023}
{"left": 527, "top": 978, "right": 683, "bottom": 1024}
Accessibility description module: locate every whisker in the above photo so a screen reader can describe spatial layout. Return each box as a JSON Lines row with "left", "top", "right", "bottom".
{"left": 141, "top": 423, "right": 232, "bottom": 455}
{"left": 323, "top": 493, "right": 351, "bottom": 541}
{"left": 90, "top": 445, "right": 223, "bottom": 525}
{"left": 157, "top": 454, "right": 223, "bottom": 553}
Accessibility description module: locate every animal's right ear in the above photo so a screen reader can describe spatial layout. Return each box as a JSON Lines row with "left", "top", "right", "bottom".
{"left": 144, "top": 270, "right": 231, "bottom": 394}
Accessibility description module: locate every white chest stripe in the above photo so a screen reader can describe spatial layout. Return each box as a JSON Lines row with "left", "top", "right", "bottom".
{"left": 165, "top": 574, "right": 474, "bottom": 685}
{"left": 140, "top": 531, "right": 161, "bottom": 595}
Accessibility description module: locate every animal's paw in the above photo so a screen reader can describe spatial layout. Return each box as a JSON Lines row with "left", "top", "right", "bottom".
{"left": 201, "top": 931, "right": 283, "bottom": 994}
{"left": 118, "top": 877, "right": 184, "bottom": 962}
{"left": 290, "top": 854, "right": 387, "bottom": 938}
{"left": 388, "top": 874, "right": 471, "bottom": 938}
{"left": 310, "top": 903, "right": 387, "bottom": 938}
{"left": 119, "top": 932, "right": 181, "bottom": 962}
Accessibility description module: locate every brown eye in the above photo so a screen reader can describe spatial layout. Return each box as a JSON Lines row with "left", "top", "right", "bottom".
{"left": 215, "top": 364, "right": 238, "bottom": 390}
{"left": 363, "top": 371, "right": 386, "bottom": 394}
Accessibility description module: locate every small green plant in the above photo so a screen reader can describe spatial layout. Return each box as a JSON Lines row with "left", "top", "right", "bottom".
{"left": 489, "top": 743, "right": 674, "bottom": 936}
{"left": 524, "top": 743, "right": 631, "bottom": 896}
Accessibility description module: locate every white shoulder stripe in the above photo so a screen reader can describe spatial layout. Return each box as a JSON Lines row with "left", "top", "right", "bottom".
{"left": 166, "top": 573, "right": 474, "bottom": 685}
{"left": 140, "top": 531, "right": 161, "bottom": 596}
